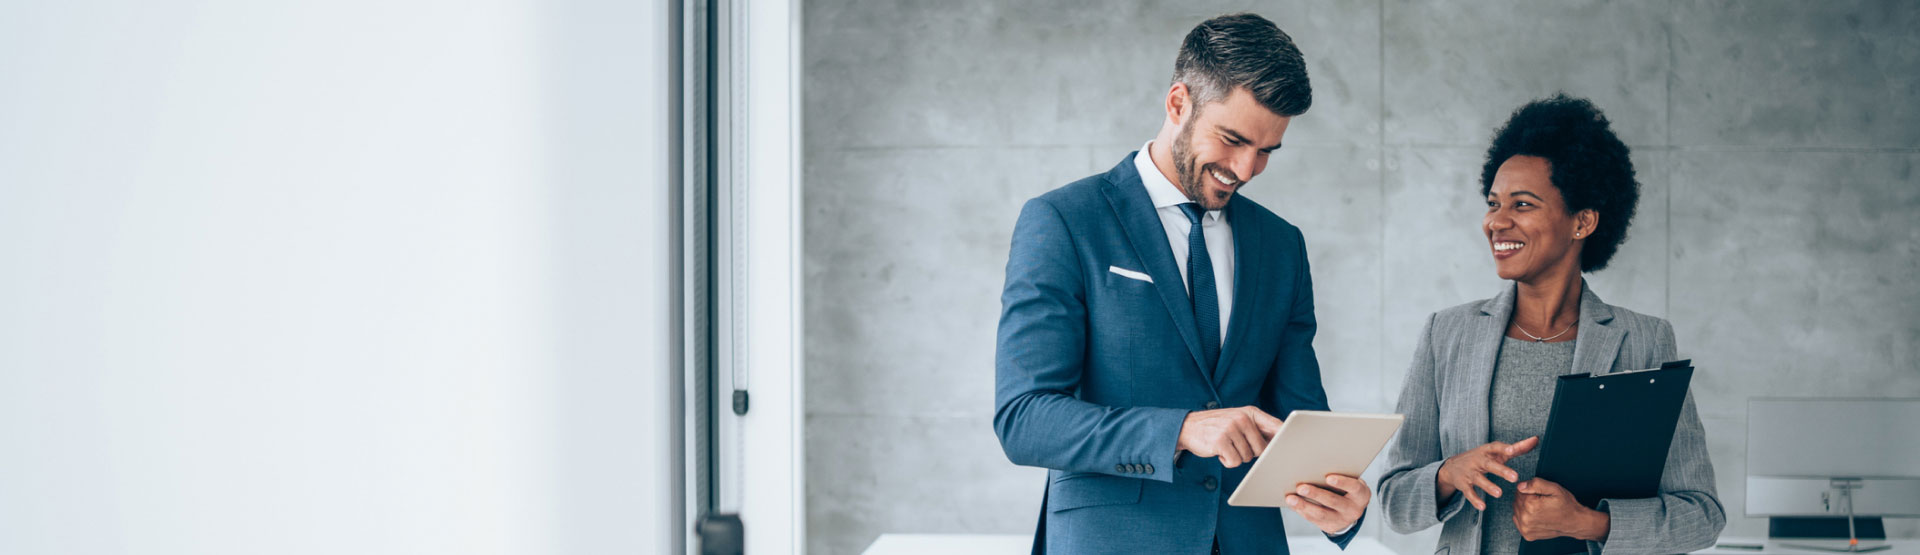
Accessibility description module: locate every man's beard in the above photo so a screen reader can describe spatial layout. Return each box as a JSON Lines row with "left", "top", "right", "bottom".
{"left": 1169, "top": 119, "right": 1228, "bottom": 210}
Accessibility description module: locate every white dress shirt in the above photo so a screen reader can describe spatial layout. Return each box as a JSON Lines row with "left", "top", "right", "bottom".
{"left": 1138, "top": 144, "right": 1352, "bottom": 537}
{"left": 1135, "top": 141, "right": 1233, "bottom": 343}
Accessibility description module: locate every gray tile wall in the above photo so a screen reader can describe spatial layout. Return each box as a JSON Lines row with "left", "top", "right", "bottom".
{"left": 803, "top": 1, "right": 1920, "bottom": 553}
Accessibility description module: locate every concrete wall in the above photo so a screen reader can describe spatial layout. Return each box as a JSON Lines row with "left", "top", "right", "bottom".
{"left": 803, "top": 1, "right": 1920, "bottom": 553}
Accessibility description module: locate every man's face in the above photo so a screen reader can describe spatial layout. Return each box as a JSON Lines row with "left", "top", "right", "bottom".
{"left": 1169, "top": 86, "right": 1292, "bottom": 211}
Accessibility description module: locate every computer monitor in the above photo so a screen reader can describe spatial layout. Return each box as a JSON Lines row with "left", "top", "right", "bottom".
{"left": 1747, "top": 399, "right": 1920, "bottom": 545}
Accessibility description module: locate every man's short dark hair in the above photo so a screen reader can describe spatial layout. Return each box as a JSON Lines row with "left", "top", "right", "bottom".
{"left": 1479, "top": 94, "right": 1640, "bottom": 273}
{"left": 1173, "top": 13, "right": 1312, "bottom": 117}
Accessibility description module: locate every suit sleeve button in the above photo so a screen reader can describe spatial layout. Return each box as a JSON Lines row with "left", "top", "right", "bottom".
{"left": 1204, "top": 401, "right": 1220, "bottom": 410}
{"left": 1115, "top": 464, "right": 1127, "bottom": 473}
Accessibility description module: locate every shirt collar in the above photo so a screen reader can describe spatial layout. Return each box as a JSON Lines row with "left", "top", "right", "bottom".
{"left": 1135, "top": 141, "right": 1225, "bottom": 222}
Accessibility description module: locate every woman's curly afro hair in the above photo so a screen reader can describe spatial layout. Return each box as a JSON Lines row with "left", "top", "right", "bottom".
{"left": 1480, "top": 94, "right": 1639, "bottom": 273}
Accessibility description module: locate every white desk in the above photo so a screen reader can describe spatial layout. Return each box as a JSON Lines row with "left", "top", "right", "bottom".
{"left": 861, "top": 534, "right": 1917, "bottom": 555}
{"left": 1696, "top": 538, "right": 1919, "bottom": 555}
{"left": 862, "top": 534, "right": 1398, "bottom": 555}
{"left": 861, "top": 534, "right": 1025, "bottom": 555}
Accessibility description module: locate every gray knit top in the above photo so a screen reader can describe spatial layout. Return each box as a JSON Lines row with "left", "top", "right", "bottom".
{"left": 1479, "top": 336, "right": 1578, "bottom": 555}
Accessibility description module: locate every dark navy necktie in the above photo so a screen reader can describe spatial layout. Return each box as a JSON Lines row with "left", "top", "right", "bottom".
{"left": 1178, "top": 203, "right": 1220, "bottom": 372}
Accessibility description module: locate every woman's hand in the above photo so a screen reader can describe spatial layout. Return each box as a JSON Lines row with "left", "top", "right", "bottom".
{"left": 1435, "top": 436, "right": 1538, "bottom": 510}
{"left": 1513, "top": 477, "right": 1609, "bottom": 541}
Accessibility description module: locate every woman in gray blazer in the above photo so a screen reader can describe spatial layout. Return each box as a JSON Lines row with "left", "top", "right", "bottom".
{"left": 1375, "top": 95, "right": 1725, "bottom": 555}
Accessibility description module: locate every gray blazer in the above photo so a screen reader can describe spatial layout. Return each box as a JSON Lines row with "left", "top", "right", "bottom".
{"left": 1375, "top": 282, "right": 1725, "bottom": 555}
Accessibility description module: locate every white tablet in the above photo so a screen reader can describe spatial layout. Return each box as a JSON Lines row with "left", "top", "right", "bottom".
{"left": 1226, "top": 410, "right": 1405, "bottom": 508}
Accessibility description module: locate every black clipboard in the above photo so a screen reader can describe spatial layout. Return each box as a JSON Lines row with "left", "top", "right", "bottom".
{"left": 1518, "top": 359, "right": 1695, "bottom": 555}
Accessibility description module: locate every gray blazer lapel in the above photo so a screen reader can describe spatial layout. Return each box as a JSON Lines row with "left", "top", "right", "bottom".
{"left": 1213, "top": 196, "right": 1262, "bottom": 384}
{"left": 1099, "top": 154, "right": 1210, "bottom": 381}
{"left": 1463, "top": 285, "right": 1518, "bottom": 446}
{"left": 1570, "top": 281, "right": 1626, "bottom": 376}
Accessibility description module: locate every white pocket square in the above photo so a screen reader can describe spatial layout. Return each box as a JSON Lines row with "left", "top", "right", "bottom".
{"left": 1108, "top": 266, "right": 1153, "bottom": 283}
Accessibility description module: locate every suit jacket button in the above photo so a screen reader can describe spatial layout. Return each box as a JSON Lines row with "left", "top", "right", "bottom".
{"left": 1203, "top": 476, "right": 1218, "bottom": 491}
{"left": 1116, "top": 464, "right": 1127, "bottom": 473}
{"left": 1144, "top": 464, "right": 1154, "bottom": 474}
{"left": 1205, "top": 401, "right": 1219, "bottom": 410}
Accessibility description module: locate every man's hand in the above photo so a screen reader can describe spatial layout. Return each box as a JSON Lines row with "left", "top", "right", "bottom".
{"left": 1286, "top": 474, "right": 1370, "bottom": 535}
{"left": 1436, "top": 436, "right": 1538, "bottom": 510}
{"left": 1513, "top": 477, "right": 1609, "bottom": 542}
{"left": 1175, "top": 406, "right": 1283, "bottom": 468}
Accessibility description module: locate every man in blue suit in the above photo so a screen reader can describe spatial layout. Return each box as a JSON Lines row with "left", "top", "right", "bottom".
{"left": 993, "top": 13, "right": 1368, "bottom": 555}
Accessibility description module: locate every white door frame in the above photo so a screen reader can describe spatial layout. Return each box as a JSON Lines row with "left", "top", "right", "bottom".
{"left": 701, "top": 0, "right": 804, "bottom": 551}
{"left": 738, "top": 0, "right": 804, "bottom": 550}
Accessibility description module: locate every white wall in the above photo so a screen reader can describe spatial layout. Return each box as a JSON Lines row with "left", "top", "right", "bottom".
{"left": 0, "top": 1, "right": 678, "bottom": 553}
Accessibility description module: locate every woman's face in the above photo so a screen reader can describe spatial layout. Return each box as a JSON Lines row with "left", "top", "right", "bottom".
{"left": 1483, "top": 155, "right": 1595, "bottom": 283}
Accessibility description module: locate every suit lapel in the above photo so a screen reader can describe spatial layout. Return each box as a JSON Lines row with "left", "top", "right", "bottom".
{"left": 1213, "top": 196, "right": 1262, "bottom": 384}
{"left": 1569, "top": 281, "right": 1625, "bottom": 375}
{"left": 1099, "top": 153, "right": 1210, "bottom": 383}
{"left": 1466, "top": 284, "right": 1518, "bottom": 444}
{"left": 1468, "top": 282, "right": 1624, "bottom": 448}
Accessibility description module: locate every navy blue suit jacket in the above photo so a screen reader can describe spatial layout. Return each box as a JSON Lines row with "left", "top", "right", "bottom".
{"left": 994, "top": 152, "right": 1360, "bottom": 554}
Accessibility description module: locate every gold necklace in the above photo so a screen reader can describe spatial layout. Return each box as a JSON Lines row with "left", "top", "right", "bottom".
{"left": 1515, "top": 320, "right": 1575, "bottom": 342}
